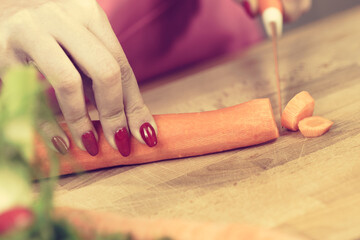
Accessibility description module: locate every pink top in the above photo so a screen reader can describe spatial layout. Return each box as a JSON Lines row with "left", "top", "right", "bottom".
{"left": 98, "top": 0, "right": 263, "bottom": 82}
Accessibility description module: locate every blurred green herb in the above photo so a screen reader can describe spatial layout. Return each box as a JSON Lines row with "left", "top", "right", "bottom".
{"left": 0, "top": 66, "right": 138, "bottom": 240}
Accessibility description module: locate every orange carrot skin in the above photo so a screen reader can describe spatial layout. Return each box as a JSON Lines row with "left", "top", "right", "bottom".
{"left": 54, "top": 207, "right": 305, "bottom": 240}
{"left": 35, "top": 99, "right": 279, "bottom": 176}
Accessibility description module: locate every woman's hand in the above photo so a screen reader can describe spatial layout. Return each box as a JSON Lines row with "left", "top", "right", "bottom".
{"left": 0, "top": 0, "right": 158, "bottom": 156}
{"left": 239, "top": 0, "right": 312, "bottom": 22}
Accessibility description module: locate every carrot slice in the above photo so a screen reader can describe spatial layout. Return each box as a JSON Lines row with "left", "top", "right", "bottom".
{"left": 34, "top": 98, "right": 279, "bottom": 176}
{"left": 298, "top": 116, "right": 333, "bottom": 138}
{"left": 281, "top": 91, "right": 315, "bottom": 131}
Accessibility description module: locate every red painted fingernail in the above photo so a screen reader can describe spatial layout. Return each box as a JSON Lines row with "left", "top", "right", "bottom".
{"left": 51, "top": 136, "right": 68, "bottom": 155}
{"left": 0, "top": 207, "right": 34, "bottom": 234}
{"left": 114, "top": 127, "right": 131, "bottom": 157}
{"left": 140, "top": 123, "right": 157, "bottom": 147}
{"left": 242, "top": 0, "right": 255, "bottom": 18}
{"left": 81, "top": 131, "right": 98, "bottom": 156}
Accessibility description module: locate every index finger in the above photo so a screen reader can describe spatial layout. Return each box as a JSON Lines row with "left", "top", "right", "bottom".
{"left": 87, "top": 4, "right": 158, "bottom": 148}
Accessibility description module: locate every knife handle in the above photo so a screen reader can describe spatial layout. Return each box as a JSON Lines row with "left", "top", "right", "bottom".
{"left": 259, "top": 0, "right": 283, "bottom": 37}
{"left": 259, "top": 0, "right": 283, "bottom": 13}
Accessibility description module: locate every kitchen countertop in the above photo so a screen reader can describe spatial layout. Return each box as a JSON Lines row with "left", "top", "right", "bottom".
{"left": 53, "top": 6, "right": 360, "bottom": 240}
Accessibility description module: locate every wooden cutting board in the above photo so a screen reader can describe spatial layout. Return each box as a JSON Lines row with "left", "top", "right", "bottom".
{"left": 50, "top": 6, "right": 360, "bottom": 240}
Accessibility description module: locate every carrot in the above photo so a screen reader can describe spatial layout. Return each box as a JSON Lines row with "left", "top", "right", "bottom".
{"left": 281, "top": 91, "right": 315, "bottom": 131}
{"left": 54, "top": 207, "right": 305, "bottom": 240}
{"left": 298, "top": 116, "right": 333, "bottom": 138}
{"left": 34, "top": 98, "right": 279, "bottom": 176}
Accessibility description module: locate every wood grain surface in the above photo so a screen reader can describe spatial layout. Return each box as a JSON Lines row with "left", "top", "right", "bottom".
{"left": 50, "top": 6, "right": 360, "bottom": 240}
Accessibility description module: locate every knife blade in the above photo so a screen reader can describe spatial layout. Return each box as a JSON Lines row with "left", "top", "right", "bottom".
{"left": 270, "top": 21, "right": 282, "bottom": 117}
{"left": 259, "top": 0, "right": 283, "bottom": 118}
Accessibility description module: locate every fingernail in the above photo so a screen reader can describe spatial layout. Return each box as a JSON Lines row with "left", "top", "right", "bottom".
{"left": 242, "top": 0, "right": 255, "bottom": 18}
{"left": 51, "top": 136, "right": 68, "bottom": 155}
{"left": 139, "top": 122, "right": 157, "bottom": 147}
{"left": 114, "top": 127, "right": 131, "bottom": 157}
{"left": 81, "top": 131, "right": 99, "bottom": 156}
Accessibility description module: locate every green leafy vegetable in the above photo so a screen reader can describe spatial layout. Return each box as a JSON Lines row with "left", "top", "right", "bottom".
{"left": 0, "top": 66, "right": 39, "bottom": 160}
{"left": 0, "top": 66, "right": 171, "bottom": 240}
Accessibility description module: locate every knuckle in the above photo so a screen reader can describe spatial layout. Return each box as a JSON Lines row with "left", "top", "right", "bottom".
{"left": 10, "top": 10, "right": 34, "bottom": 28}
{"left": 55, "top": 71, "right": 82, "bottom": 95}
{"left": 40, "top": 2, "right": 67, "bottom": 19}
{"left": 41, "top": 2, "right": 60, "bottom": 12}
{"left": 75, "top": 0, "right": 98, "bottom": 11}
{"left": 14, "top": 9, "right": 33, "bottom": 21}
{"left": 100, "top": 106, "right": 125, "bottom": 121}
{"left": 126, "top": 100, "right": 147, "bottom": 117}
{"left": 120, "top": 63, "right": 134, "bottom": 83}
{"left": 97, "top": 63, "right": 121, "bottom": 86}
{"left": 66, "top": 113, "right": 88, "bottom": 125}
{"left": 64, "top": 107, "right": 88, "bottom": 125}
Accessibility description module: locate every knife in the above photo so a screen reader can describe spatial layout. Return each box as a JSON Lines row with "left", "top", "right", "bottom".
{"left": 259, "top": 0, "right": 283, "bottom": 117}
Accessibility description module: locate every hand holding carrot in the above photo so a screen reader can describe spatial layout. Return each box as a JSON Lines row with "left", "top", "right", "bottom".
{"left": 0, "top": 0, "right": 158, "bottom": 157}
{"left": 35, "top": 99, "right": 279, "bottom": 177}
